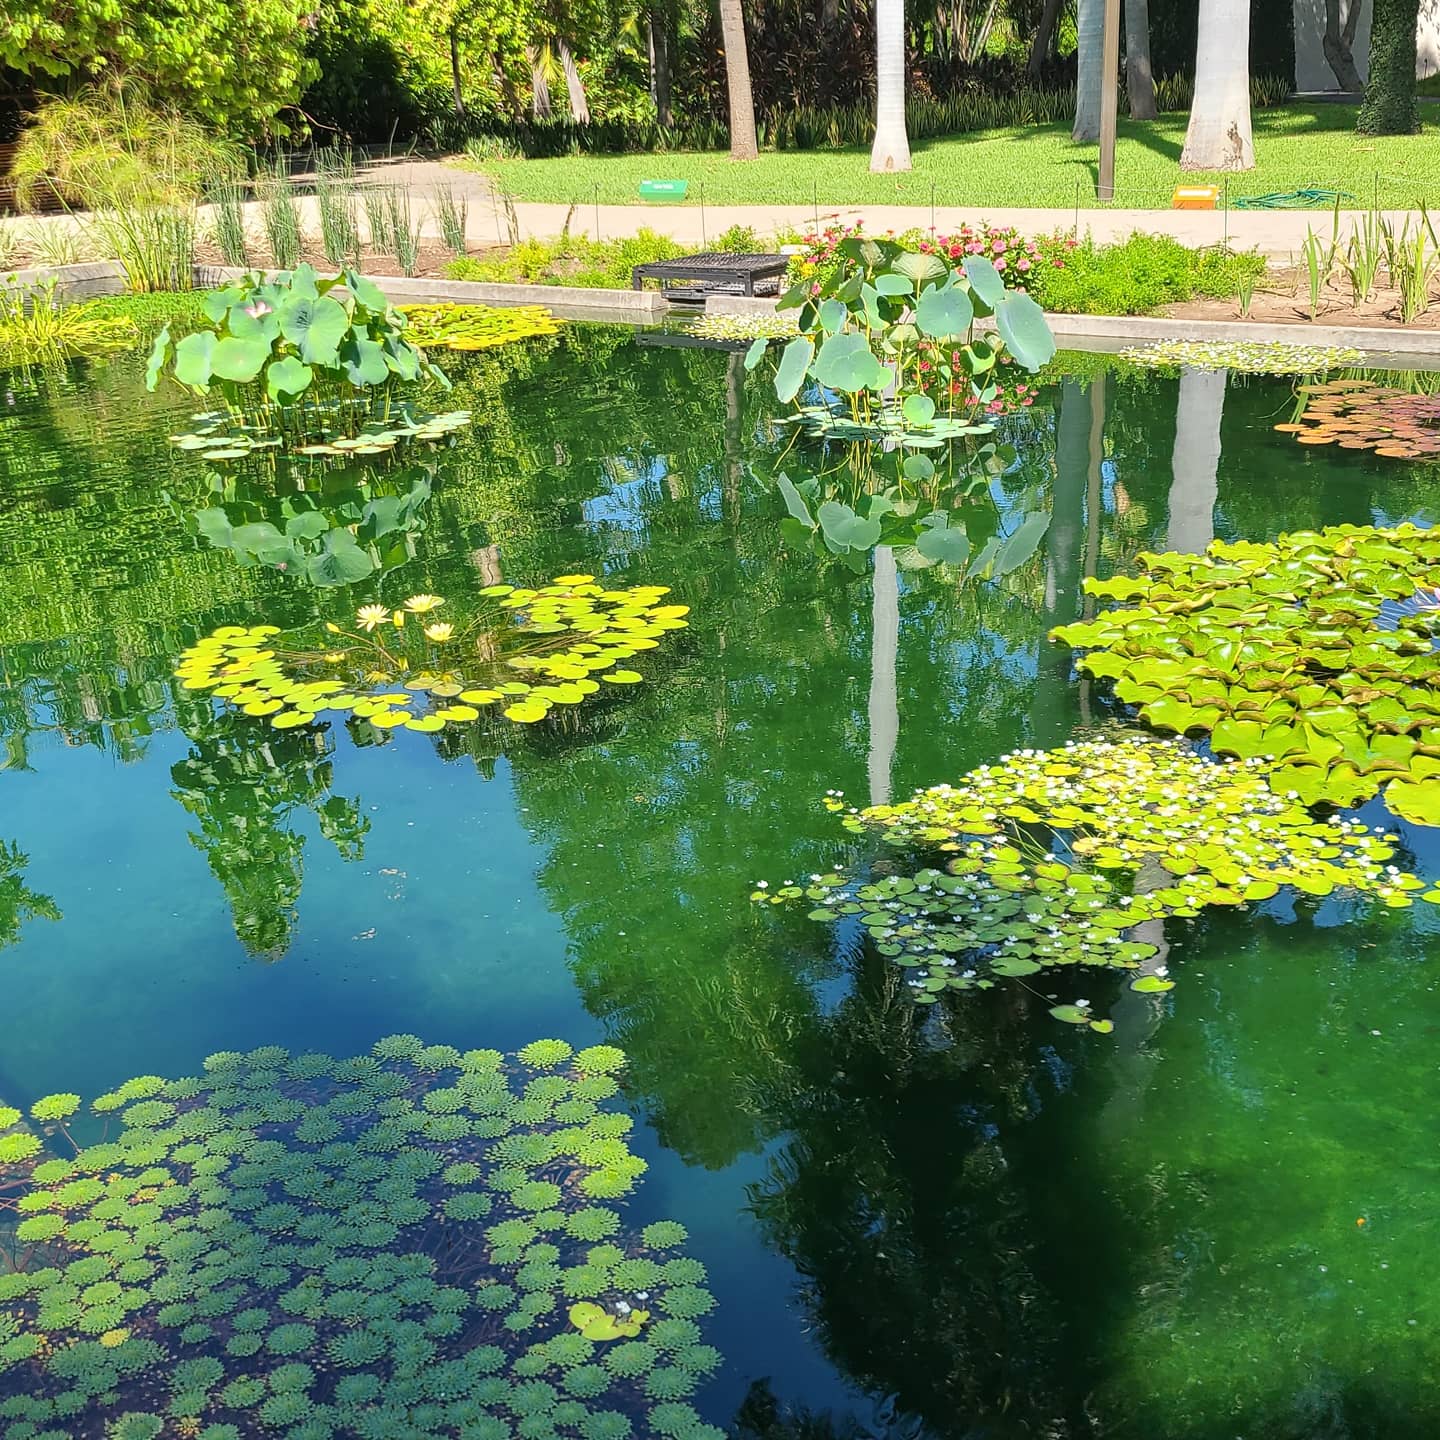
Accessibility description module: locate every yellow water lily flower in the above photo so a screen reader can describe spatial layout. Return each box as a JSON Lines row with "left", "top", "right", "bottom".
{"left": 356, "top": 604, "right": 391, "bottom": 631}
{"left": 424, "top": 622, "right": 455, "bottom": 642}
{"left": 404, "top": 594, "right": 445, "bottom": 614}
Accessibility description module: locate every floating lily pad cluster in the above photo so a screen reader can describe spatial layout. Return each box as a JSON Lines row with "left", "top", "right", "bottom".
{"left": 1278, "top": 379, "right": 1440, "bottom": 457}
{"left": 169, "top": 408, "right": 473, "bottom": 463}
{"left": 1052, "top": 524, "right": 1440, "bottom": 823}
{"left": 174, "top": 578, "right": 690, "bottom": 735}
{"left": 400, "top": 304, "right": 563, "bottom": 352}
{"left": 755, "top": 734, "right": 1425, "bottom": 1022}
{"left": 1119, "top": 340, "right": 1367, "bottom": 375}
{"left": 688, "top": 314, "right": 797, "bottom": 343}
{"left": 0, "top": 1039, "right": 724, "bottom": 1440}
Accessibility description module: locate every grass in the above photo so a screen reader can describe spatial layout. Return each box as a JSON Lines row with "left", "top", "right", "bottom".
{"left": 467, "top": 105, "right": 1438, "bottom": 211}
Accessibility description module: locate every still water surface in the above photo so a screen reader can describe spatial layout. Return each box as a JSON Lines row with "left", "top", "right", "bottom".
{"left": 3, "top": 327, "right": 1440, "bottom": 1438}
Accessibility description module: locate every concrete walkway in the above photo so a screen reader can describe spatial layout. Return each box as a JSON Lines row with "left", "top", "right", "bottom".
{"left": 6, "top": 154, "right": 1421, "bottom": 264}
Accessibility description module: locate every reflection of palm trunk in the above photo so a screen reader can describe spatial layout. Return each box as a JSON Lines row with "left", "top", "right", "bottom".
{"left": 1030, "top": 379, "right": 1097, "bottom": 746}
{"left": 723, "top": 352, "right": 745, "bottom": 528}
{"left": 1167, "top": 367, "right": 1225, "bottom": 553}
{"left": 868, "top": 545, "right": 900, "bottom": 806}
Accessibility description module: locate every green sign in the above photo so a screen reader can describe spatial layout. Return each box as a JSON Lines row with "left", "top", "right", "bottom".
{"left": 638, "top": 179, "right": 689, "bottom": 200}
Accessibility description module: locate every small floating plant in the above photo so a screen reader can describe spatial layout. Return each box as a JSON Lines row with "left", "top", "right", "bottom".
{"left": 0, "top": 1039, "right": 723, "bottom": 1439}
{"left": 1120, "top": 339, "right": 1367, "bottom": 375}
{"left": 688, "top": 313, "right": 798, "bottom": 343}
{"left": 1279, "top": 378, "right": 1440, "bottom": 458}
{"left": 175, "top": 577, "right": 690, "bottom": 734}
{"left": 755, "top": 733, "right": 1427, "bottom": 1027}
{"left": 400, "top": 303, "right": 563, "bottom": 351}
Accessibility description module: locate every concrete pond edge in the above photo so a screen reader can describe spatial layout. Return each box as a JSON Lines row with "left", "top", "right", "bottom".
{"left": 7, "top": 262, "right": 1440, "bottom": 365}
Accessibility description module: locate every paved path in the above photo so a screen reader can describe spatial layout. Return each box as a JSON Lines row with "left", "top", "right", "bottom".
{"left": 348, "top": 158, "right": 1411, "bottom": 260}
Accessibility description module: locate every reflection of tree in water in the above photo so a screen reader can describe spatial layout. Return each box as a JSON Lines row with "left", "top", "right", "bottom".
{"left": 745, "top": 955, "right": 1090, "bottom": 1440}
{"left": 169, "top": 700, "right": 369, "bottom": 960}
{"left": 0, "top": 839, "right": 62, "bottom": 950}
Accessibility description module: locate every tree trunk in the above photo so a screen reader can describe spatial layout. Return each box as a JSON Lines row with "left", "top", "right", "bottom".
{"left": 649, "top": 5, "right": 674, "bottom": 126}
{"left": 1359, "top": 0, "right": 1421, "bottom": 133}
{"left": 449, "top": 30, "right": 466, "bottom": 117}
{"left": 1167, "top": 368, "right": 1224, "bottom": 554}
{"left": 868, "top": 545, "right": 900, "bottom": 806}
{"left": 1072, "top": 0, "right": 1104, "bottom": 140}
{"left": 1323, "top": 0, "right": 1364, "bottom": 91}
{"left": 870, "top": 0, "right": 912, "bottom": 171}
{"left": 1124, "top": 0, "right": 1157, "bottom": 119}
{"left": 1180, "top": 0, "right": 1254, "bottom": 170}
{"left": 717, "top": 0, "right": 758, "bottom": 159}
{"left": 529, "top": 47, "right": 553, "bottom": 120}
{"left": 558, "top": 37, "right": 590, "bottom": 123}
{"left": 1028, "top": 0, "right": 1064, "bottom": 77}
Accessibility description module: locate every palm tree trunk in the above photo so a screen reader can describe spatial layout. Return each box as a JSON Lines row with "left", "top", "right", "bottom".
{"left": 1027, "top": 0, "right": 1064, "bottom": 77}
{"left": 558, "top": 37, "right": 590, "bottom": 123}
{"left": 868, "top": 545, "right": 900, "bottom": 806}
{"left": 870, "top": 0, "right": 912, "bottom": 171}
{"left": 1072, "top": 0, "right": 1103, "bottom": 141}
{"left": 1323, "top": 0, "right": 1364, "bottom": 91}
{"left": 1359, "top": 0, "right": 1421, "bottom": 134}
{"left": 1124, "top": 0, "right": 1157, "bottom": 119}
{"left": 718, "top": 0, "right": 759, "bottom": 160}
{"left": 449, "top": 31, "right": 467, "bottom": 117}
{"left": 1167, "top": 368, "right": 1225, "bottom": 553}
{"left": 649, "top": 5, "right": 674, "bottom": 126}
{"left": 1180, "top": 0, "right": 1254, "bottom": 169}
{"left": 528, "top": 47, "right": 553, "bottom": 120}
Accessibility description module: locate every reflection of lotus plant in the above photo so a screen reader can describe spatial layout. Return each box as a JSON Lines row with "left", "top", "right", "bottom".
{"left": 1053, "top": 523, "right": 1440, "bottom": 823}
{"left": 771, "top": 440, "right": 1048, "bottom": 578}
{"left": 174, "top": 577, "right": 690, "bottom": 737}
{"left": 758, "top": 733, "right": 1426, "bottom": 1025}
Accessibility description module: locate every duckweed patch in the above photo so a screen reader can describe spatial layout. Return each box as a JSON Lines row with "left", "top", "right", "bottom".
{"left": 1052, "top": 524, "right": 1440, "bottom": 822}
{"left": 0, "top": 1040, "right": 723, "bottom": 1440}
{"left": 756, "top": 734, "right": 1424, "bottom": 1019}
{"left": 688, "top": 314, "right": 798, "bottom": 343}
{"left": 174, "top": 577, "right": 690, "bottom": 736}
{"left": 400, "top": 304, "right": 563, "bottom": 351}
{"left": 1120, "top": 340, "right": 1367, "bottom": 374}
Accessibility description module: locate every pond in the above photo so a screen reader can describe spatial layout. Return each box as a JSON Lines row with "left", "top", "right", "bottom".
{"left": 3, "top": 323, "right": 1440, "bottom": 1440}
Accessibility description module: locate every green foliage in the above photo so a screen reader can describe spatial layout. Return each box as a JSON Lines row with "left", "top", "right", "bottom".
{"left": 763, "top": 733, "right": 1422, "bottom": 1018}
{"left": 146, "top": 264, "right": 446, "bottom": 415}
{"left": 445, "top": 230, "right": 685, "bottom": 290}
{"left": 175, "top": 576, "right": 690, "bottom": 736}
{"left": 2, "top": 9, "right": 315, "bottom": 140}
{"left": 0, "top": 277, "right": 140, "bottom": 370}
{"left": 1028, "top": 234, "right": 1265, "bottom": 316}
{"left": 1, "top": 1039, "right": 720, "bottom": 1435}
{"left": 1054, "top": 524, "right": 1440, "bottom": 822}
{"left": 770, "top": 234, "right": 1054, "bottom": 441}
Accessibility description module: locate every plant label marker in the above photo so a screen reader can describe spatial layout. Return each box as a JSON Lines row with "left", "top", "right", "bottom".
{"left": 637, "top": 179, "right": 689, "bottom": 200}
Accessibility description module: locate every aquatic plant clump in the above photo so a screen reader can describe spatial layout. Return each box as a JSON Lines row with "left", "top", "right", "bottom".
{"left": 0, "top": 1040, "right": 724, "bottom": 1440}
{"left": 1278, "top": 379, "right": 1440, "bottom": 458}
{"left": 756, "top": 734, "right": 1426, "bottom": 1022}
{"left": 400, "top": 303, "right": 563, "bottom": 351}
{"left": 1119, "top": 340, "right": 1367, "bottom": 375}
{"left": 688, "top": 313, "right": 798, "bottom": 343}
{"left": 1052, "top": 524, "right": 1440, "bottom": 823}
{"left": 174, "top": 577, "right": 690, "bottom": 734}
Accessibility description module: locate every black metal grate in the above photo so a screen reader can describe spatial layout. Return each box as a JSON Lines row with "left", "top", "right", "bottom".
{"left": 631, "top": 252, "right": 790, "bottom": 302}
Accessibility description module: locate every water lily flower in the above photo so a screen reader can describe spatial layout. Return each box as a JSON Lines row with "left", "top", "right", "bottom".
{"left": 404, "top": 594, "right": 444, "bottom": 614}
{"left": 356, "top": 604, "right": 391, "bottom": 631}
{"left": 424, "top": 622, "right": 455, "bottom": 642}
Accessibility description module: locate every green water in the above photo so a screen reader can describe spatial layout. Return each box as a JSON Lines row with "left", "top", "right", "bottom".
{"left": 3, "top": 329, "right": 1440, "bottom": 1438}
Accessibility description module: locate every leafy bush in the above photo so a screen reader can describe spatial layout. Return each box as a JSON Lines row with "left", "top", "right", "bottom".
{"left": 1028, "top": 233, "right": 1265, "bottom": 315}
{"left": 444, "top": 229, "right": 685, "bottom": 289}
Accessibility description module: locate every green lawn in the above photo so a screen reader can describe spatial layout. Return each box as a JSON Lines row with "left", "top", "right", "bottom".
{"left": 468, "top": 105, "right": 1439, "bottom": 211}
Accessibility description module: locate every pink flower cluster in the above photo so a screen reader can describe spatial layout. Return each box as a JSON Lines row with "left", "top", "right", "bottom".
{"left": 916, "top": 224, "right": 1042, "bottom": 285}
